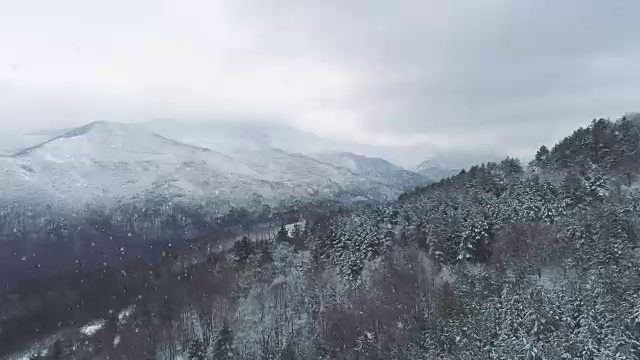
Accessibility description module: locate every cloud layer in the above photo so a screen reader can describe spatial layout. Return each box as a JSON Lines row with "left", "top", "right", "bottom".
{"left": 1, "top": 0, "right": 639, "bottom": 162}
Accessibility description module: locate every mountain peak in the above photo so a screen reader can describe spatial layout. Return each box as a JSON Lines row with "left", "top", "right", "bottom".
{"left": 315, "top": 151, "right": 409, "bottom": 171}
{"left": 415, "top": 159, "right": 460, "bottom": 181}
{"left": 11, "top": 121, "right": 141, "bottom": 157}
{"left": 60, "top": 121, "right": 122, "bottom": 137}
{"left": 11, "top": 121, "right": 215, "bottom": 159}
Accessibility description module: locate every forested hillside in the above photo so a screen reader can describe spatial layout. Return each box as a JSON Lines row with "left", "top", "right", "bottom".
{"left": 4, "top": 115, "right": 640, "bottom": 359}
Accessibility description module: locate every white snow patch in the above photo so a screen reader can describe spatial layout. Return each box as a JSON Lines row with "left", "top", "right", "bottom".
{"left": 14, "top": 349, "right": 48, "bottom": 360}
{"left": 80, "top": 319, "right": 106, "bottom": 336}
{"left": 284, "top": 220, "right": 306, "bottom": 236}
{"left": 113, "top": 335, "right": 121, "bottom": 347}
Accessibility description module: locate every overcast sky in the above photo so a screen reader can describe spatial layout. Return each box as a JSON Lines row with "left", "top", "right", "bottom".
{"left": 1, "top": 0, "right": 639, "bottom": 162}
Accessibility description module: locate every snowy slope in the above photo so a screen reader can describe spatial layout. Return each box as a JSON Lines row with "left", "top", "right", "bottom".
{"left": 144, "top": 119, "right": 343, "bottom": 155}
{"left": 3, "top": 122, "right": 258, "bottom": 209}
{"left": 144, "top": 119, "right": 443, "bottom": 170}
{"left": 147, "top": 120, "right": 431, "bottom": 191}
{"left": 0, "top": 128, "right": 69, "bottom": 156}
{"left": 310, "top": 152, "right": 431, "bottom": 191}
{"left": 0, "top": 122, "right": 421, "bottom": 212}
{"left": 415, "top": 159, "right": 460, "bottom": 181}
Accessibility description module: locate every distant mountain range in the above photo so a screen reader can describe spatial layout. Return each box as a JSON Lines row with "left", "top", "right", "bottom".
{"left": 142, "top": 119, "right": 502, "bottom": 170}
{"left": 414, "top": 159, "right": 460, "bottom": 181}
{"left": 0, "top": 121, "right": 433, "bottom": 214}
{"left": 310, "top": 152, "right": 428, "bottom": 190}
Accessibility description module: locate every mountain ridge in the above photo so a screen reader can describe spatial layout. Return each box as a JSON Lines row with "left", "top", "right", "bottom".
{"left": 0, "top": 121, "right": 432, "bottom": 214}
{"left": 414, "top": 159, "right": 460, "bottom": 181}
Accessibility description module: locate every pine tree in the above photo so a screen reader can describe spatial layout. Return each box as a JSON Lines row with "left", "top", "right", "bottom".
{"left": 616, "top": 115, "right": 640, "bottom": 184}
{"left": 458, "top": 210, "right": 493, "bottom": 262}
{"left": 212, "top": 322, "right": 234, "bottom": 360}
{"left": 353, "top": 332, "right": 383, "bottom": 360}
{"left": 561, "top": 172, "right": 589, "bottom": 210}
{"left": 534, "top": 145, "right": 550, "bottom": 167}
{"left": 188, "top": 338, "right": 207, "bottom": 360}
{"left": 279, "top": 341, "right": 298, "bottom": 360}
{"left": 255, "top": 239, "right": 273, "bottom": 264}
{"left": 285, "top": 223, "right": 306, "bottom": 250}
{"left": 500, "top": 157, "right": 523, "bottom": 176}
{"left": 232, "top": 236, "right": 253, "bottom": 263}
{"left": 276, "top": 225, "right": 290, "bottom": 243}
{"left": 624, "top": 303, "right": 640, "bottom": 358}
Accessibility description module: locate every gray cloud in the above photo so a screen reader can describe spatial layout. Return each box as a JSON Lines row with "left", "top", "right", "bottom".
{"left": 1, "top": 0, "right": 639, "bottom": 165}
{"left": 226, "top": 0, "right": 640, "bottom": 150}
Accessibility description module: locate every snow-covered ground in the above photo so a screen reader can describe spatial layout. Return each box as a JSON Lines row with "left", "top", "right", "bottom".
{"left": 7, "top": 305, "right": 138, "bottom": 360}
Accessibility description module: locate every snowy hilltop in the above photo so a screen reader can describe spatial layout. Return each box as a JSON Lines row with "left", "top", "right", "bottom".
{"left": 0, "top": 121, "right": 432, "bottom": 214}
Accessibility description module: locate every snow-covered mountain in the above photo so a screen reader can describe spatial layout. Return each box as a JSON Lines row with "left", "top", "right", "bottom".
{"left": 144, "top": 119, "right": 336, "bottom": 155}
{"left": 143, "top": 119, "right": 448, "bottom": 170}
{"left": 142, "top": 119, "right": 435, "bottom": 196}
{"left": 2, "top": 121, "right": 256, "bottom": 209}
{"left": 310, "top": 152, "right": 430, "bottom": 190}
{"left": 0, "top": 128, "right": 69, "bottom": 156}
{"left": 415, "top": 159, "right": 460, "bottom": 181}
{"left": 0, "top": 121, "right": 430, "bottom": 213}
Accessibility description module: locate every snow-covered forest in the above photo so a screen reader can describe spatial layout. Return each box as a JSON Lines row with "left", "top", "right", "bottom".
{"left": 3, "top": 115, "right": 640, "bottom": 359}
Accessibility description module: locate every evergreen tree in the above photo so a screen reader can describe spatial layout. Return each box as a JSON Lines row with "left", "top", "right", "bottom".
{"left": 254, "top": 239, "right": 273, "bottom": 264}
{"left": 188, "top": 338, "right": 207, "bottom": 360}
{"left": 500, "top": 157, "right": 523, "bottom": 176}
{"left": 534, "top": 145, "right": 550, "bottom": 167}
{"left": 561, "top": 172, "right": 590, "bottom": 209}
{"left": 279, "top": 341, "right": 298, "bottom": 360}
{"left": 276, "top": 225, "right": 290, "bottom": 243}
{"left": 232, "top": 236, "right": 253, "bottom": 263}
{"left": 212, "top": 322, "right": 234, "bottom": 360}
{"left": 290, "top": 223, "right": 306, "bottom": 249}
